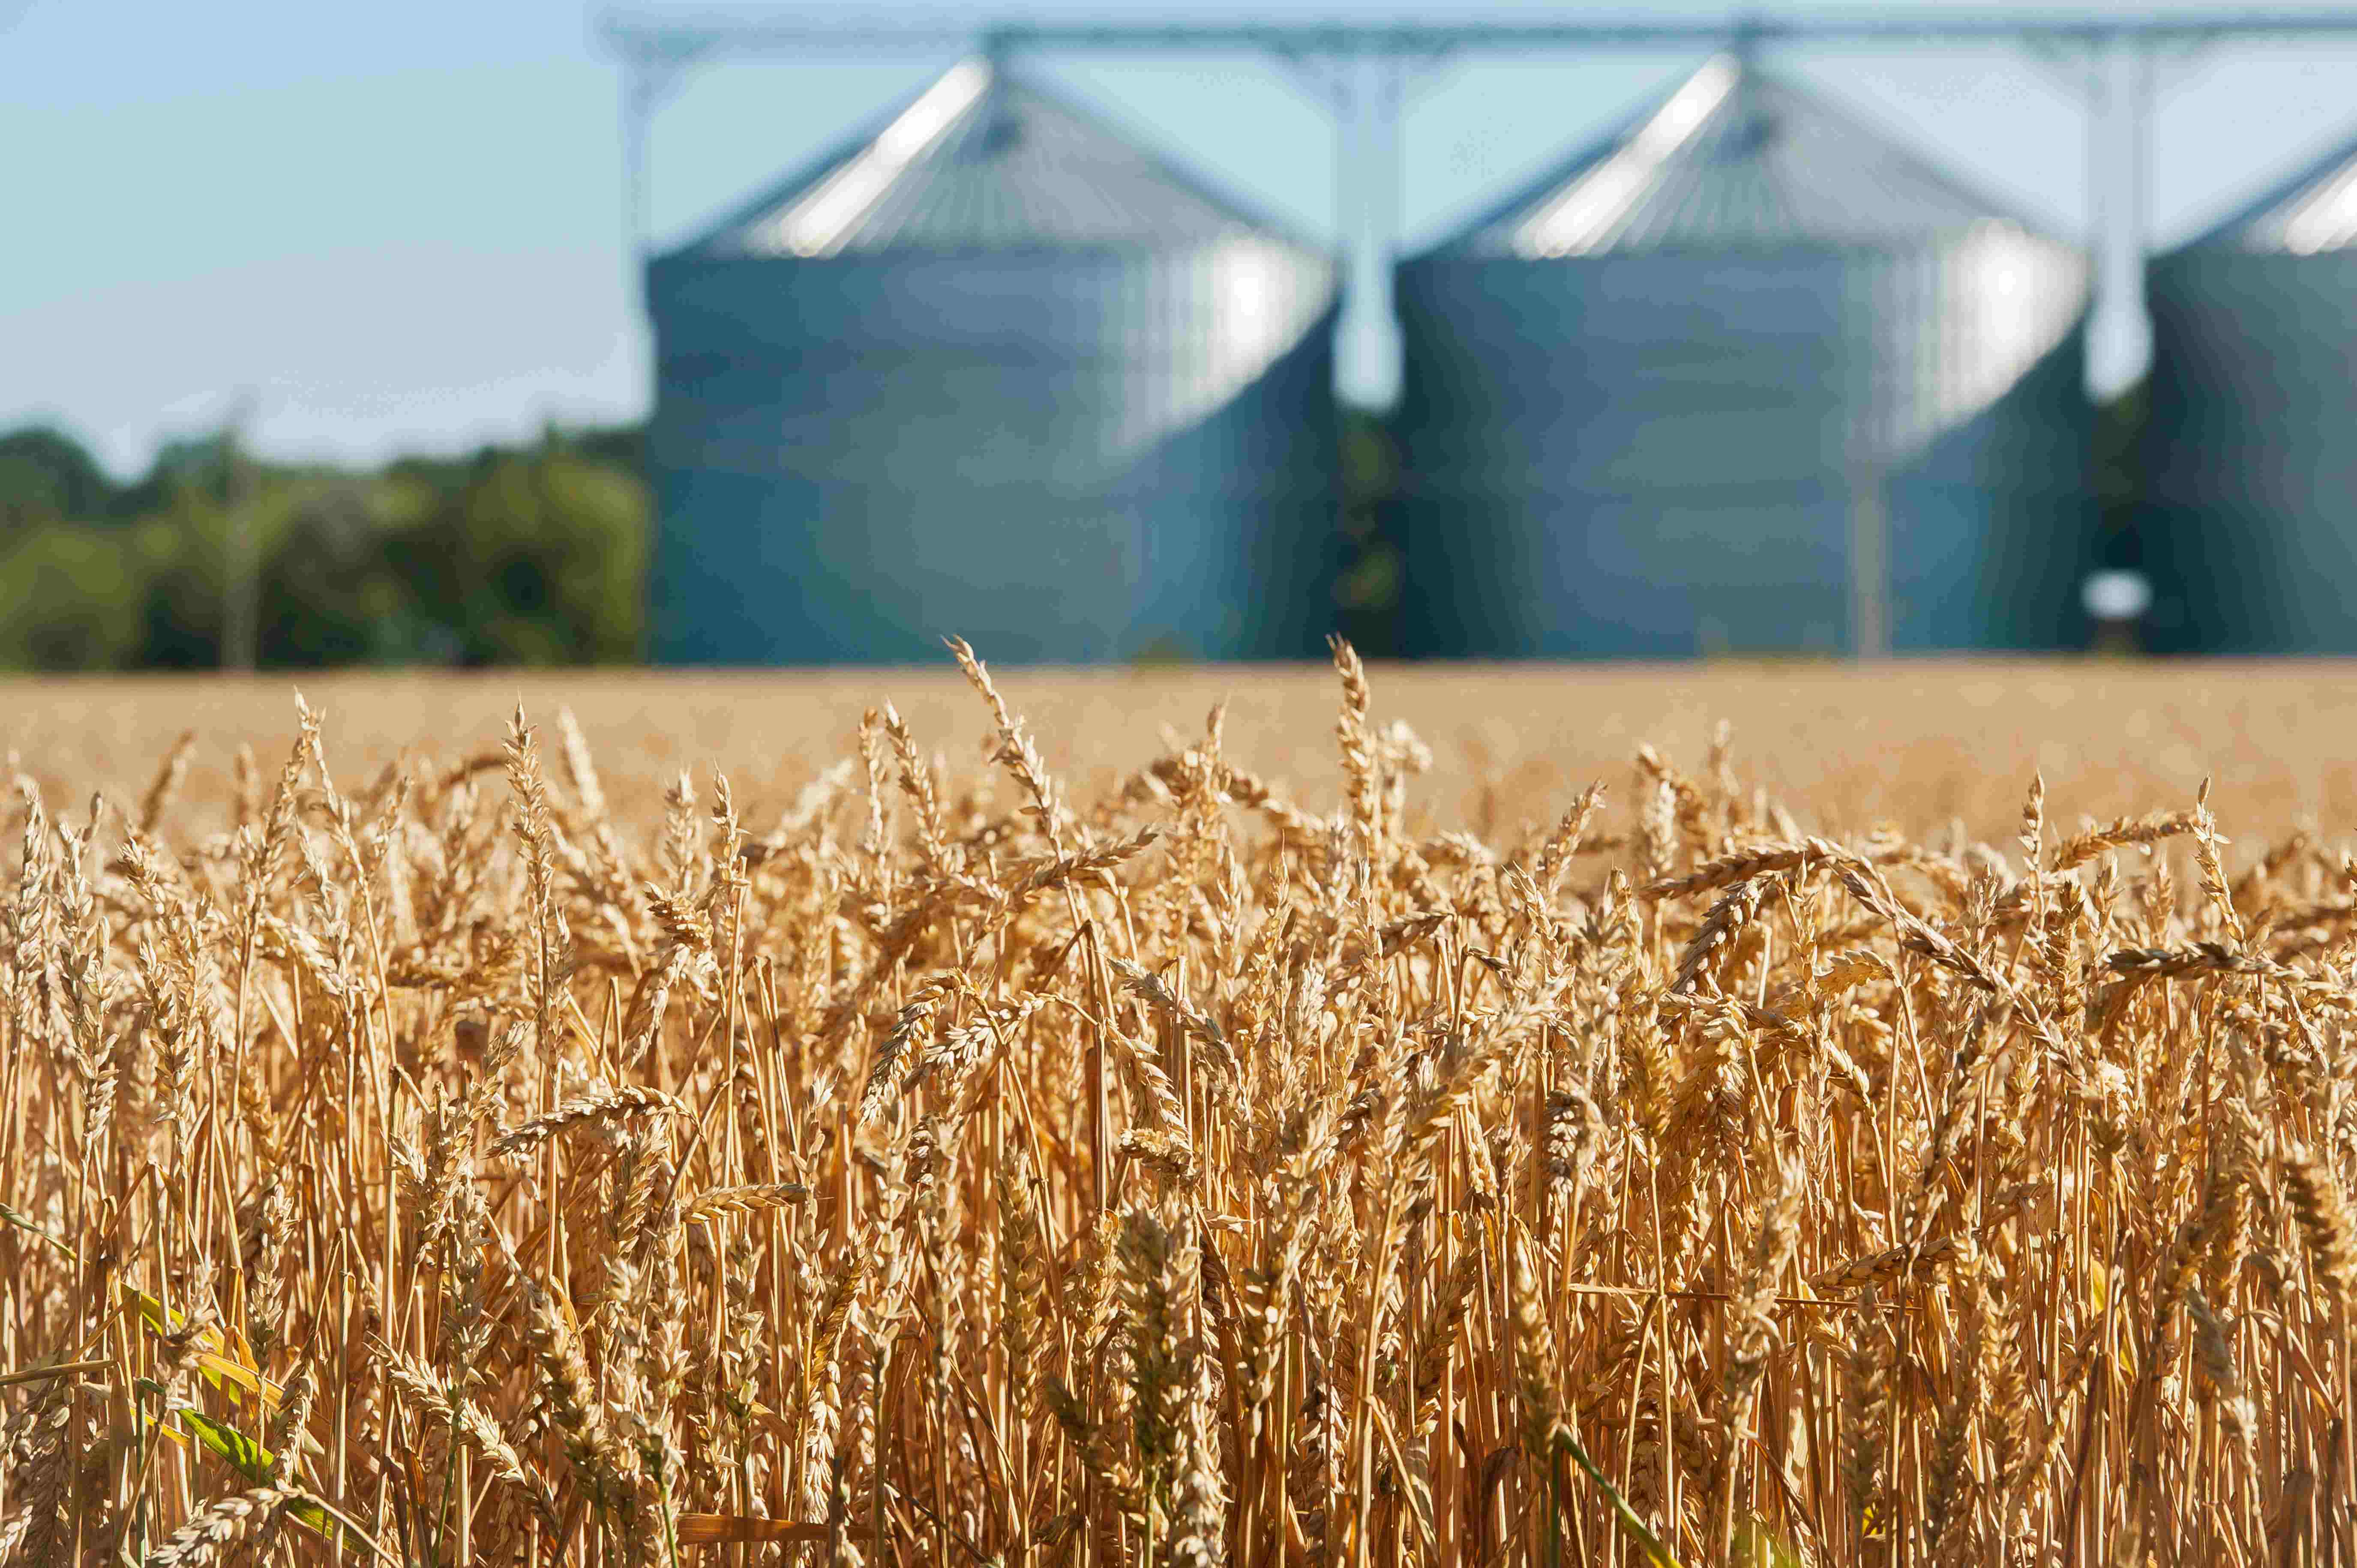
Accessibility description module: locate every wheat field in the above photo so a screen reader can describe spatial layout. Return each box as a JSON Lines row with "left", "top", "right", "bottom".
{"left": 9, "top": 656, "right": 2357, "bottom": 839}
{"left": 2, "top": 649, "right": 2355, "bottom": 1565}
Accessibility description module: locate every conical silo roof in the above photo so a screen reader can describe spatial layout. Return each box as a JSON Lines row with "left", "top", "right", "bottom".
{"left": 2173, "top": 124, "right": 2357, "bottom": 255}
{"left": 1434, "top": 53, "right": 2060, "bottom": 259}
{"left": 677, "top": 55, "right": 1325, "bottom": 260}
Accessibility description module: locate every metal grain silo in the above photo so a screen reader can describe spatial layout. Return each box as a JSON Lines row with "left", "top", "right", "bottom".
{"left": 1393, "top": 55, "right": 2093, "bottom": 659}
{"left": 2141, "top": 127, "right": 2357, "bottom": 653}
{"left": 648, "top": 57, "right": 1340, "bottom": 666}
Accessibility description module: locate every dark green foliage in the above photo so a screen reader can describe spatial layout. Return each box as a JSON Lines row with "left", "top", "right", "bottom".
{"left": 0, "top": 422, "right": 648, "bottom": 670}
{"left": 0, "top": 426, "right": 118, "bottom": 527}
{"left": 2092, "top": 377, "right": 2147, "bottom": 569}
{"left": 378, "top": 438, "right": 646, "bottom": 665}
{"left": 1333, "top": 406, "right": 1405, "bottom": 658}
{"left": 572, "top": 423, "right": 646, "bottom": 472}
{"left": 3, "top": 526, "right": 151, "bottom": 670}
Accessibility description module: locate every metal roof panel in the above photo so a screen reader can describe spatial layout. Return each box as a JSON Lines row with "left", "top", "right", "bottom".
{"left": 1433, "top": 54, "right": 2069, "bottom": 259}
{"left": 674, "top": 57, "right": 1327, "bottom": 260}
{"left": 2177, "top": 122, "right": 2357, "bottom": 254}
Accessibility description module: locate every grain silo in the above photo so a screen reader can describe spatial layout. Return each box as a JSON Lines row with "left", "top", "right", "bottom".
{"left": 648, "top": 56, "right": 1341, "bottom": 666}
{"left": 1392, "top": 54, "right": 2093, "bottom": 659}
{"left": 2141, "top": 126, "right": 2357, "bottom": 653}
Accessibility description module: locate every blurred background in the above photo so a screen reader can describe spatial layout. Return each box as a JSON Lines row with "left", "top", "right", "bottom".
{"left": 8, "top": 1, "right": 2357, "bottom": 670}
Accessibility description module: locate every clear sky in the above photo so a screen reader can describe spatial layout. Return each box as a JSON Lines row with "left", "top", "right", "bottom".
{"left": 9, "top": 1, "right": 2357, "bottom": 475}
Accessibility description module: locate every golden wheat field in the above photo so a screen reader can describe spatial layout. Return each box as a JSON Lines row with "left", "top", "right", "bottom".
{"left": 3, "top": 650, "right": 2356, "bottom": 1567}
{"left": 9, "top": 656, "right": 2357, "bottom": 839}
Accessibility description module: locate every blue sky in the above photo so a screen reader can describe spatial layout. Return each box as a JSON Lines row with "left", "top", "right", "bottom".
{"left": 8, "top": 1, "right": 2357, "bottom": 474}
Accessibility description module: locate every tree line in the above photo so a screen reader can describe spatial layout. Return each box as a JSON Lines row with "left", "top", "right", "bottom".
{"left": 0, "top": 423, "right": 648, "bottom": 670}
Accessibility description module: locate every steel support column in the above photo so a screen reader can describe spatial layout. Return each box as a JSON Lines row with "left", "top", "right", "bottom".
{"left": 618, "top": 39, "right": 708, "bottom": 283}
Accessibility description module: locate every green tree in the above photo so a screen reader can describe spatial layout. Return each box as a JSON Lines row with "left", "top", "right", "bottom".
{"left": 1333, "top": 407, "right": 1404, "bottom": 657}
{"left": 0, "top": 419, "right": 651, "bottom": 670}
{"left": 2093, "top": 377, "right": 2147, "bottom": 569}
{"left": 381, "top": 440, "right": 648, "bottom": 665}
{"left": 0, "top": 524, "right": 149, "bottom": 669}
{"left": 0, "top": 425, "right": 117, "bottom": 527}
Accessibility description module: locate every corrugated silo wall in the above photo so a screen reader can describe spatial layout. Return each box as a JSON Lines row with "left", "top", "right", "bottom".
{"left": 1122, "top": 305, "right": 1342, "bottom": 663}
{"left": 1392, "top": 251, "right": 1857, "bottom": 660}
{"left": 648, "top": 252, "right": 1338, "bottom": 667}
{"left": 2141, "top": 249, "right": 2357, "bottom": 654}
{"left": 1886, "top": 326, "right": 2095, "bottom": 653}
{"left": 1393, "top": 250, "right": 2095, "bottom": 660}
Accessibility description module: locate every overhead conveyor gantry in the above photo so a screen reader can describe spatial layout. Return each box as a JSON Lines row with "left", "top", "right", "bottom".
{"left": 600, "top": 9, "right": 2357, "bottom": 362}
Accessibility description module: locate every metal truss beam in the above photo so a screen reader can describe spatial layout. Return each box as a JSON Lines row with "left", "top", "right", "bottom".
{"left": 602, "top": 12, "right": 2357, "bottom": 63}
